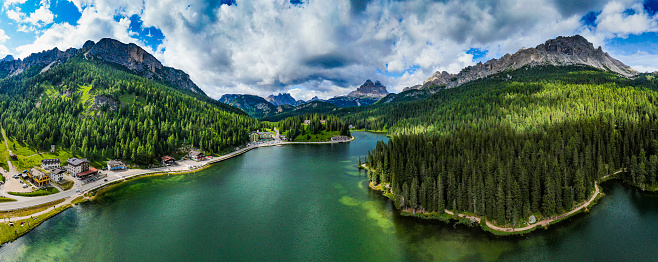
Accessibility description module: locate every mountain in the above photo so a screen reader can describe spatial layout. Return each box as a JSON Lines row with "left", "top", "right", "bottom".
{"left": 1, "top": 55, "right": 13, "bottom": 62}
{"left": 0, "top": 38, "right": 205, "bottom": 94}
{"left": 266, "top": 93, "right": 298, "bottom": 106}
{"left": 415, "top": 35, "right": 636, "bottom": 90}
{"left": 0, "top": 40, "right": 257, "bottom": 166}
{"left": 348, "top": 80, "right": 389, "bottom": 98}
{"left": 218, "top": 94, "right": 277, "bottom": 119}
{"left": 357, "top": 65, "right": 658, "bottom": 227}
{"left": 262, "top": 101, "right": 339, "bottom": 122}
{"left": 324, "top": 80, "right": 389, "bottom": 108}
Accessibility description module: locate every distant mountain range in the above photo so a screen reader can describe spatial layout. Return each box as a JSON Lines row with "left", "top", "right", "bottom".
{"left": 219, "top": 79, "right": 390, "bottom": 119}
{"left": 0, "top": 38, "right": 204, "bottom": 94}
{"left": 265, "top": 93, "right": 302, "bottom": 106}
{"left": 408, "top": 35, "right": 636, "bottom": 91}
{"left": 227, "top": 35, "right": 639, "bottom": 121}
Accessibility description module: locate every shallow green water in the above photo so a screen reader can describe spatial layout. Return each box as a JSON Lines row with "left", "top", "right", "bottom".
{"left": 0, "top": 132, "right": 657, "bottom": 261}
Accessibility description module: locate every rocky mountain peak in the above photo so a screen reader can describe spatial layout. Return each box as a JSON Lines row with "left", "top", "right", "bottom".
{"left": 1, "top": 55, "right": 13, "bottom": 62}
{"left": 0, "top": 38, "right": 205, "bottom": 95}
{"left": 419, "top": 35, "right": 637, "bottom": 90}
{"left": 266, "top": 93, "right": 298, "bottom": 106}
{"left": 348, "top": 79, "right": 389, "bottom": 98}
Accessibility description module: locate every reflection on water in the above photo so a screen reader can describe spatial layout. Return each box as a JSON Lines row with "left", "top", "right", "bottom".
{"left": 0, "top": 132, "right": 657, "bottom": 261}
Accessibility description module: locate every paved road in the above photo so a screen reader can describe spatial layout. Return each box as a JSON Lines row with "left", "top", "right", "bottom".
{"left": 0, "top": 145, "right": 257, "bottom": 211}
{"left": 0, "top": 135, "right": 356, "bottom": 212}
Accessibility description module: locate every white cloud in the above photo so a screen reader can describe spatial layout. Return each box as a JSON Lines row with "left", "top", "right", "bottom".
{"left": 2, "top": 0, "right": 27, "bottom": 9}
{"left": 596, "top": 2, "right": 658, "bottom": 36}
{"left": 0, "top": 29, "right": 9, "bottom": 43}
{"left": 15, "top": 7, "right": 144, "bottom": 58}
{"left": 6, "top": 9, "right": 22, "bottom": 21}
{"left": 612, "top": 51, "right": 658, "bottom": 73}
{"left": 8, "top": 0, "right": 658, "bottom": 99}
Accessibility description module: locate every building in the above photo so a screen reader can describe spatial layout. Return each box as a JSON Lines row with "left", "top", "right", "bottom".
{"left": 331, "top": 136, "right": 351, "bottom": 142}
{"left": 249, "top": 131, "right": 274, "bottom": 142}
{"left": 49, "top": 168, "right": 66, "bottom": 183}
{"left": 162, "top": 156, "right": 176, "bottom": 166}
{"left": 29, "top": 167, "right": 52, "bottom": 187}
{"left": 41, "top": 159, "right": 61, "bottom": 170}
{"left": 76, "top": 167, "right": 98, "bottom": 180}
{"left": 320, "top": 120, "right": 326, "bottom": 124}
{"left": 107, "top": 160, "right": 127, "bottom": 170}
{"left": 65, "top": 158, "right": 91, "bottom": 177}
{"left": 303, "top": 120, "right": 311, "bottom": 125}
{"left": 189, "top": 151, "right": 206, "bottom": 161}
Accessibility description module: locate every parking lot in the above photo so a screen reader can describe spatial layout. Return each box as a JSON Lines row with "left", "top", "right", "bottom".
{"left": 2, "top": 173, "right": 32, "bottom": 193}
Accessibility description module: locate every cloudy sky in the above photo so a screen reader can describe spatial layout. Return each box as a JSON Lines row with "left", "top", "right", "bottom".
{"left": 0, "top": 0, "right": 657, "bottom": 100}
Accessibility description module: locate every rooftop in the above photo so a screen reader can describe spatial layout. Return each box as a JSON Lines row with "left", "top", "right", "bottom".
{"left": 77, "top": 167, "right": 98, "bottom": 177}
{"left": 51, "top": 168, "right": 66, "bottom": 175}
{"left": 42, "top": 158, "right": 60, "bottom": 164}
{"left": 189, "top": 151, "right": 204, "bottom": 157}
{"left": 107, "top": 160, "right": 125, "bottom": 166}
{"left": 67, "top": 158, "right": 89, "bottom": 166}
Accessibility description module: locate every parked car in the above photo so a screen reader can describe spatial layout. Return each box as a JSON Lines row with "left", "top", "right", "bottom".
{"left": 22, "top": 184, "right": 28, "bottom": 188}
{"left": 19, "top": 180, "right": 23, "bottom": 184}
{"left": 104, "top": 179, "right": 108, "bottom": 182}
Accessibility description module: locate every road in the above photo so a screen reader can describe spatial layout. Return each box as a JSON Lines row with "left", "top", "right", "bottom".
{"left": 0, "top": 145, "right": 259, "bottom": 211}
{"left": 0, "top": 134, "right": 355, "bottom": 212}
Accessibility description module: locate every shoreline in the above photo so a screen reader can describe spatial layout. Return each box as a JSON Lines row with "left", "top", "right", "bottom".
{"left": 0, "top": 136, "right": 356, "bottom": 245}
{"left": 366, "top": 166, "right": 621, "bottom": 236}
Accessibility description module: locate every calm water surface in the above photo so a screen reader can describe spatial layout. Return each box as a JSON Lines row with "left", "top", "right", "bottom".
{"left": 0, "top": 132, "right": 657, "bottom": 261}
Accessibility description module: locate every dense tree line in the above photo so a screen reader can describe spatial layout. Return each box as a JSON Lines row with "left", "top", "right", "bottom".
{"left": 277, "top": 114, "right": 350, "bottom": 140}
{"left": 0, "top": 58, "right": 259, "bottom": 165}
{"left": 367, "top": 119, "right": 658, "bottom": 225}
{"left": 336, "top": 66, "right": 658, "bottom": 134}
{"left": 362, "top": 66, "right": 658, "bottom": 225}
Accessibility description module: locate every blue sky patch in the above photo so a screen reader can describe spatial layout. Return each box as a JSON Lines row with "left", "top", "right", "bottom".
{"left": 646, "top": 0, "right": 658, "bottom": 16}
{"left": 581, "top": 11, "right": 599, "bottom": 27}
{"left": 127, "top": 15, "right": 165, "bottom": 50}
{"left": 466, "top": 48, "right": 488, "bottom": 63}
{"left": 379, "top": 65, "right": 420, "bottom": 79}
{"left": 51, "top": 0, "right": 82, "bottom": 25}
{"left": 607, "top": 32, "right": 658, "bottom": 55}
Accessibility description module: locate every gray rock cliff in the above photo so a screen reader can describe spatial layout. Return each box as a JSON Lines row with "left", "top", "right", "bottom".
{"left": 418, "top": 35, "right": 636, "bottom": 90}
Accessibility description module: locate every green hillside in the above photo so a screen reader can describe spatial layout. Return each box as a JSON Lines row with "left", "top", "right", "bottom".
{"left": 362, "top": 66, "right": 658, "bottom": 226}
{"left": 0, "top": 57, "right": 258, "bottom": 166}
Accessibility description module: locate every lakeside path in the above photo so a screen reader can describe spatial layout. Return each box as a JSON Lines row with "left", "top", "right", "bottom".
{"left": 445, "top": 171, "right": 620, "bottom": 233}
{"left": 365, "top": 161, "right": 622, "bottom": 234}
{"left": 0, "top": 136, "right": 355, "bottom": 212}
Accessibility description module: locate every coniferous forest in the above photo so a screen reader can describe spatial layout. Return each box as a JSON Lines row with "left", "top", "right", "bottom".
{"left": 0, "top": 57, "right": 259, "bottom": 165}
{"left": 277, "top": 114, "right": 351, "bottom": 141}
{"left": 362, "top": 66, "right": 658, "bottom": 225}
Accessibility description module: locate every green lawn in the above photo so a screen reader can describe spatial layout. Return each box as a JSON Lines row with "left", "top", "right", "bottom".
{"left": 293, "top": 130, "right": 342, "bottom": 142}
{"left": 78, "top": 85, "right": 94, "bottom": 108}
{"left": 0, "top": 129, "right": 10, "bottom": 171}
{"left": 8, "top": 187, "right": 60, "bottom": 197}
{"left": 0, "top": 201, "right": 70, "bottom": 244}
{"left": 59, "top": 179, "right": 74, "bottom": 191}
{"left": 15, "top": 149, "right": 73, "bottom": 171}
{"left": 0, "top": 197, "right": 16, "bottom": 202}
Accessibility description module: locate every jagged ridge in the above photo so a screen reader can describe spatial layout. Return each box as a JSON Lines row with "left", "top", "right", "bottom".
{"left": 417, "top": 35, "right": 637, "bottom": 90}
{"left": 0, "top": 38, "right": 204, "bottom": 94}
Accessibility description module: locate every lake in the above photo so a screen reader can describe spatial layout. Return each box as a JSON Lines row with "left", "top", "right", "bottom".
{"left": 0, "top": 132, "right": 657, "bottom": 261}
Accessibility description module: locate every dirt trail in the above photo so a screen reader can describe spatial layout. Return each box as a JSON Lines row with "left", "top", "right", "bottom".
{"left": 445, "top": 171, "right": 621, "bottom": 233}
